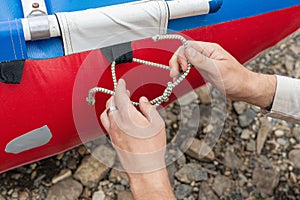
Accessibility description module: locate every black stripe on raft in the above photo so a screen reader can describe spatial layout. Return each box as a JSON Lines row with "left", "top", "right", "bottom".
{"left": 0, "top": 60, "right": 25, "bottom": 84}
{"left": 101, "top": 42, "right": 133, "bottom": 64}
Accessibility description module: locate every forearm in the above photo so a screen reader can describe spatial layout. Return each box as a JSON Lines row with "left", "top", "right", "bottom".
{"left": 128, "top": 168, "right": 175, "bottom": 200}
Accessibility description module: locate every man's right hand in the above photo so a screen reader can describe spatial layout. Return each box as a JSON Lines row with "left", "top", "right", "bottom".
{"left": 169, "top": 41, "right": 276, "bottom": 108}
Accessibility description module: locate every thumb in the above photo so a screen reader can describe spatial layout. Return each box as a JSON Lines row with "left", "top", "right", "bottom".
{"left": 139, "top": 96, "right": 156, "bottom": 121}
{"left": 184, "top": 46, "right": 209, "bottom": 70}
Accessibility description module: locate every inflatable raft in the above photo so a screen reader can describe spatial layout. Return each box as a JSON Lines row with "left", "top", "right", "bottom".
{"left": 1, "top": 0, "right": 300, "bottom": 173}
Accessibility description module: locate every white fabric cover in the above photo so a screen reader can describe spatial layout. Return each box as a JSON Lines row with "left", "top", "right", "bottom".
{"left": 56, "top": 0, "right": 169, "bottom": 55}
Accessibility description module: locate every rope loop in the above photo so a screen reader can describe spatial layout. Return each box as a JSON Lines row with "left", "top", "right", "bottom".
{"left": 86, "top": 34, "right": 191, "bottom": 106}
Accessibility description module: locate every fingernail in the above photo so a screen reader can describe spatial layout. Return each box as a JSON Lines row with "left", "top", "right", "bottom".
{"left": 186, "top": 47, "right": 196, "bottom": 58}
{"left": 140, "top": 96, "right": 148, "bottom": 102}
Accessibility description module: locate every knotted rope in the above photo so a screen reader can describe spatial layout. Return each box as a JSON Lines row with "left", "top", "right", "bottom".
{"left": 86, "top": 34, "right": 191, "bottom": 106}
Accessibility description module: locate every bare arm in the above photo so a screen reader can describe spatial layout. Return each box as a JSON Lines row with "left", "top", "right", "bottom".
{"left": 169, "top": 41, "right": 277, "bottom": 109}
{"left": 129, "top": 169, "right": 175, "bottom": 200}
{"left": 100, "top": 79, "right": 175, "bottom": 200}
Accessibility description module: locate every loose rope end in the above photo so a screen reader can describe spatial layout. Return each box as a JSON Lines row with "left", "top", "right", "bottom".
{"left": 86, "top": 96, "right": 96, "bottom": 106}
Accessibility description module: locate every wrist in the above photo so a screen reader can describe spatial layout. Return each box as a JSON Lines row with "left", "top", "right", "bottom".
{"left": 242, "top": 72, "right": 276, "bottom": 108}
{"left": 128, "top": 168, "right": 175, "bottom": 199}
{"left": 128, "top": 168, "right": 170, "bottom": 189}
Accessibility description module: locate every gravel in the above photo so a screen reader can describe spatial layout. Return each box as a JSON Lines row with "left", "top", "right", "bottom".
{"left": 0, "top": 30, "right": 299, "bottom": 200}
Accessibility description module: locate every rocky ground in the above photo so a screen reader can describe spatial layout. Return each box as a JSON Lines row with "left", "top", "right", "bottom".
{"left": 1, "top": 30, "right": 300, "bottom": 200}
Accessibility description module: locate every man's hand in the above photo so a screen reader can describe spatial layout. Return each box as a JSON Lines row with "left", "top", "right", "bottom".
{"left": 169, "top": 41, "right": 276, "bottom": 108}
{"left": 100, "top": 79, "right": 175, "bottom": 200}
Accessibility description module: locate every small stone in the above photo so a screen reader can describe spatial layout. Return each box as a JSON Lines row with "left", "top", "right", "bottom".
{"left": 198, "top": 182, "right": 218, "bottom": 200}
{"left": 246, "top": 140, "right": 256, "bottom": 152}
{"left": 183, "top": 138, "right": 215, "bottom": 162}
{"left": 238, "top": 109, "right": 257, "bottom": 128}
{"left": 11, "top": 191, "right": 18, "bottom": 198}
{"left": 238, "top": 173, "right": 248, "bottom": 186}
{"left": 167, "top": 111, "right": 177, "bottom": 122}
{"left": 224, "top": 170, "right": 231, "bottom": 176}
{"left": 292, "top": 126, "right": 300, "bottom": 142}
{"left": 52, "top": 169, "right": 72, "bottom": 184}
{"left": 115, "top": 185, "right": 125, "bottom": 191}
{"left": 174, "top": 184, "right": 192, "bottom": 200}
{"left": 224, "top": 150, "right": 243, "bottom": 170}
{"left": 56, "top": 153, "right": 64, "bottom": 160}
{"left": 274, "top": 130, "right": 285, "bottom": 137}
{"left": 178, "top": 91, "right": 198, "bottom": 106}
{"left": 277, "top": 138, "right": 287, "bottom": 146}
{"left": 212, "top": 175, "right": 232, "bottom": 197}
{"left": 78, "top": 146, "right": 87, "bottom": 155}
{"left": 290, "top": 138, "right": 297, "bottom": 144}
{"left": 257, "top": 117, "right": 270, "bottom": 155}
{"left": 176, "top": 154, "right": 186, "bottom": 167}
{"left": 109, "top": 168, "right": 129, "bottom": 183}
{"left": 46, "top": 178, "right": 83, "bottom": 200}
{"left": 67, "top": 158, "right": 78, "bottom": 170}
{"left": 30, "top": 163, "right": 37, "bottom": 170}
{"left": 285, "top": 54, "right": 295, "bottom": 71}
{"left": 290, "top": 172, "right": 297, "bottom": 183}
{"left": 175, "top": 163, "right": 208, "bottom": 183}
{"left": 259, "top": 155, "right": 272, "bottom": 169}
{"left": 31, "top": 170, "right": 37, "bottom": 180}
{"left": 81, "top": 187, "right": 91, "bottom": 199}
{"left": 120, "top": 179, "right": 130, "bottom": 187}
{"left": 92, "top": 191, "right": 105, "bottom": 200}
{"left": 196, "top": 86, "right": 211, "bottom": 105}
{"left": 252, "top": 167, "right": 280, "bottom": 195}
{"left": 288, "top": 150, "right": 300, "bottom": 169}
{"left": 19, "top": 191, "right": 29, "bottom": 200}
{"left": 74, "top": 145, "right": 116, "bottom": 188}
{"left": 203, "top": 124, "right": 213, "bottom": 133}
{"left": 241, "top": 129, "right": 251, "bottom": 140}
{"left": 187, "top": 108, "right": 201, "bottom": 129}
{"left": 117, "top": 191, "right": 133, "bottom": 200}
{"left": 7, "top": 189, "right": 13, "bottom": 196}
{"left": 290, "top": 44, "right": 300, "bottom": 54}
{"left": 233, "top": 101, "right": 247, "bottom": 115}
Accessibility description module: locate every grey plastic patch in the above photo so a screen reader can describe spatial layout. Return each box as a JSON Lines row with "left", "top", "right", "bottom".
{"left": 5, "top": 125, "right": 52, "bottom": 154}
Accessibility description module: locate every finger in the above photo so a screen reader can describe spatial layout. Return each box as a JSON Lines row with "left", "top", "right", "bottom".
{"left": 138, "top": 96, "right": 153, "bottom": 120}
{"left": 184, "top": 45, "right": 208, "bottom": 70}
{"left": 126, "top": 89, "right": 131, "bottom": 96}
{"left": 139, "top": 96, "right": 162, "bottom": 123}
{"left": 187, "top": 41, "right": 226, "bottom": 60}
{"left": 100, "top": 111, "right": 110, "bottom": 132}
{"left": 113, "top": 79, "right": 146, "bottom": 122}
{"left": 169, "top": 46, "right": 187, "bottom": 77}
{"left": 114, "top": 79, "right": 132, "bottom": 113}
{"left": 105, "top": 96, "right": 114, "bottom": 109}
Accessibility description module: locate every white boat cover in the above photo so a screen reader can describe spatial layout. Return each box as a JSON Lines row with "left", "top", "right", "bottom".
{"left": 56, "top": 0, "right": 169, "bottom": 55}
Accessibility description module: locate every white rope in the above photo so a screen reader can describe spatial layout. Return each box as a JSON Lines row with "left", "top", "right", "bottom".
{"left": 86, "top": 34, "right": 191, "bottom": 106}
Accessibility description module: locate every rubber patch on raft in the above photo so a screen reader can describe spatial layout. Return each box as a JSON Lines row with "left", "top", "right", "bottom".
{"left": 5, "top": 125, "right": 52, "bottom": 154}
